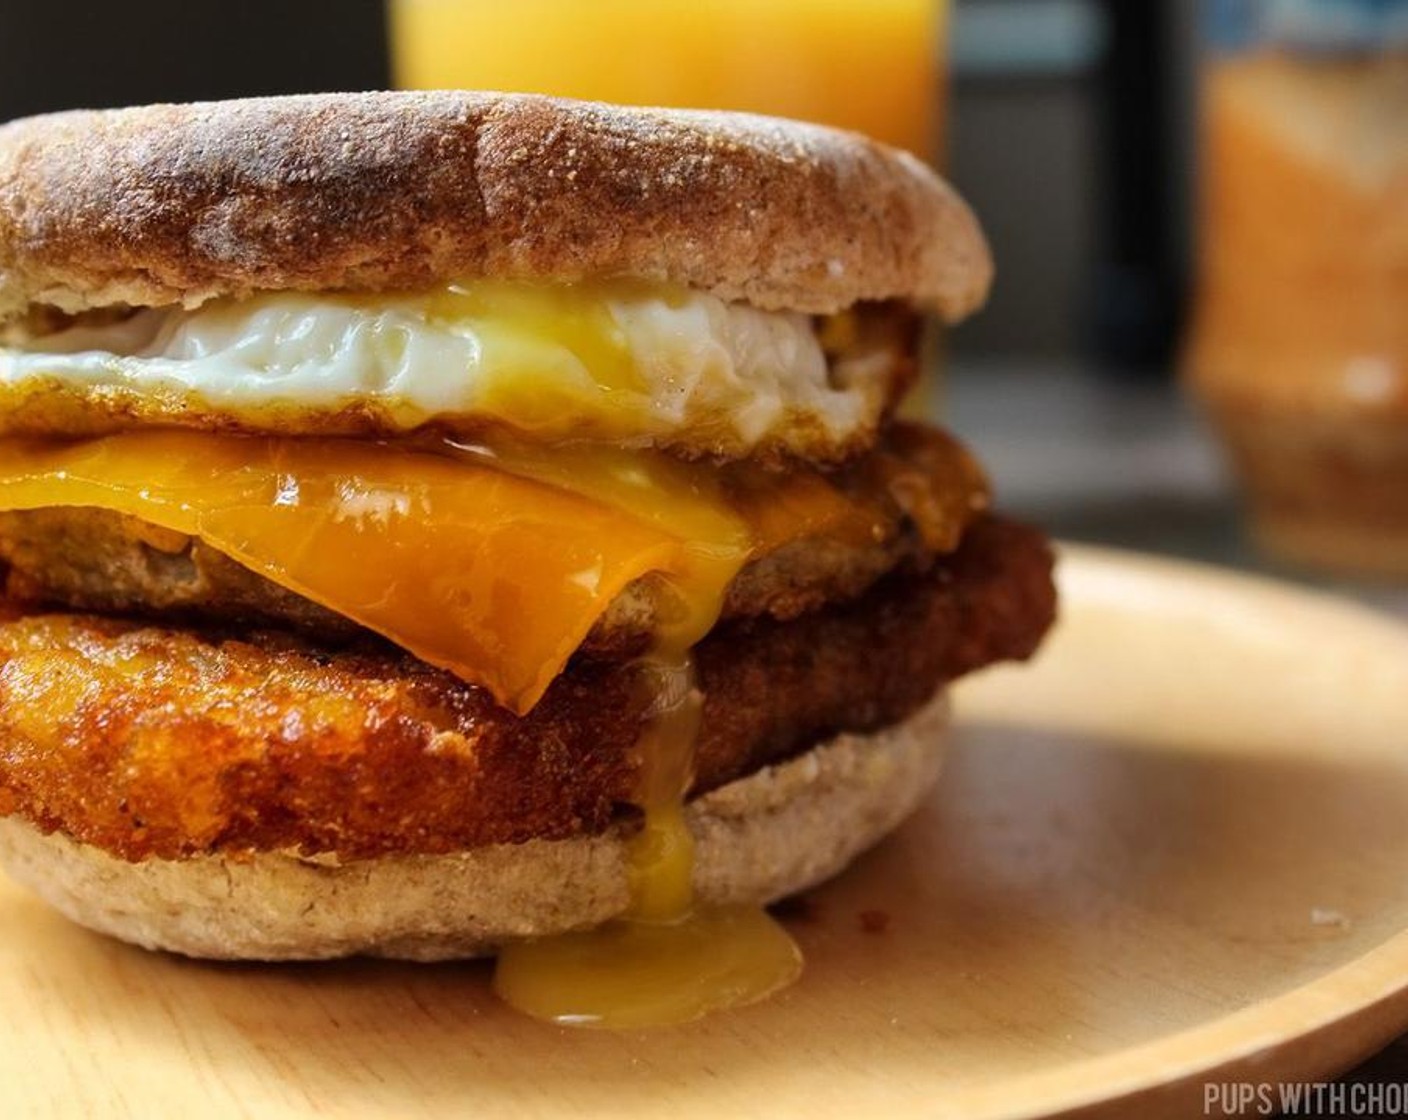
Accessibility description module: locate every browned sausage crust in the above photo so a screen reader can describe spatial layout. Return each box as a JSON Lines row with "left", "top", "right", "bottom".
{"left": 0, "top": 422, "right": 991, "bottom": 657}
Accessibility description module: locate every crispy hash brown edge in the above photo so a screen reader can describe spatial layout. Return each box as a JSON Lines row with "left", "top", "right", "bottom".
{"left": 0, "top": 517, "right": 1054, "bottom": 862}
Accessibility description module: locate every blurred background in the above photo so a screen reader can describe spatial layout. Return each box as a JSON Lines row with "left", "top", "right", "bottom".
{"left": 0, "top": 0, "right": 1188, "bottom": 372}
{"left": 0, "top": 0, "right": 1403, "bottom": 605}
{"left": 2, "top": 0, "right": 1407, "bottom": 1088}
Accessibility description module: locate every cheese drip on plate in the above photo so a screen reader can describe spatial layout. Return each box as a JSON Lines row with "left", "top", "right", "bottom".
{"left": 493, "top": 634, "right": 804, "bottom": 1028}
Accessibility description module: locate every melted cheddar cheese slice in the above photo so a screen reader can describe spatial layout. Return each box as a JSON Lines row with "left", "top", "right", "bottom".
{"left": 0, "top": 432, "right": 879, "bottom": 713}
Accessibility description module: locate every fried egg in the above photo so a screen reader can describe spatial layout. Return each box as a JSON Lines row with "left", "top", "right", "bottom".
{"left": 0, "top": 282, "right": 901, "bottom": 458}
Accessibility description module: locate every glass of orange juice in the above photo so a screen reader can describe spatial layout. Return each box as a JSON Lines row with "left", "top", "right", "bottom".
{"left": 388, "top": 0, "right": 944, "bottom": 159}
{"left": 1184, "top": 1, "right": 1408, "bottom": 577}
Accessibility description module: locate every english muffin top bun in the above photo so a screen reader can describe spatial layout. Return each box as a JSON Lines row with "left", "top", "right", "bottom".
{"left": 0, "top": 91, "right": 991, "bottom": 319}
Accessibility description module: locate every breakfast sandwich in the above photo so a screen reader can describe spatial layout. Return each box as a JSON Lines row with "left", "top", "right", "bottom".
{"left": 0, "top": 92, "right": 1055, "bottom": 1025}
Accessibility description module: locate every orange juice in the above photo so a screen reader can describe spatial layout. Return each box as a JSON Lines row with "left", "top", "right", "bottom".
{"left": 1187, "top": 53, "right": 1408, "bottom": 412}
{"left": 1184, "top": 48, "right": 1408, "bottom": 576}
{"left": 389, "top": 0, "right": 943, "bottom": 156}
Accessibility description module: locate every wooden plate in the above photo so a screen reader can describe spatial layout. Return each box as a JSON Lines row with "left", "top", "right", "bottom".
{"left": 6, "top": 544, "right": 1408, "bottom": 1119}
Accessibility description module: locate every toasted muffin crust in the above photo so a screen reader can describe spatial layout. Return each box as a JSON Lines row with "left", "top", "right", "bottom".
{"left": 0, "top": 92, "right": 991, "bottom": 322}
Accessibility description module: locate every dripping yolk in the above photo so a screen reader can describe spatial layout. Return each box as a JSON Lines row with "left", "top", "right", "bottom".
{"left": 492, "top": 649, "right": 804, "bottom": 1029}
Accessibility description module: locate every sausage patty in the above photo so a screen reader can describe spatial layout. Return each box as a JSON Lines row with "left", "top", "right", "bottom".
{"left": 0, "top": 423, "right": 990, "bottom": 658}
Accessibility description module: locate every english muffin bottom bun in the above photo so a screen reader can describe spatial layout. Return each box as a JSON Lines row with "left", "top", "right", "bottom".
{"left": 0, "top": 92, "right": 1054, "bottom": 979}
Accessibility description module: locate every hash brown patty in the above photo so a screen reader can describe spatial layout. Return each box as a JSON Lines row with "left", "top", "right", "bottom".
{"left": 0, "top": 517, "right": 1053, "bottom": 863}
